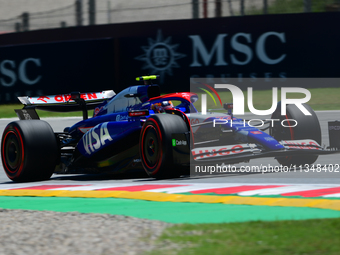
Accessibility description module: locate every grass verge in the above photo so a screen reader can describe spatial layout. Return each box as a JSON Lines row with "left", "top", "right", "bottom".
{"left": 148, "top": 218, "right": 340, "bottom": 255}
{"left": 247, "top": 0, "right": 334, "bottom": 15}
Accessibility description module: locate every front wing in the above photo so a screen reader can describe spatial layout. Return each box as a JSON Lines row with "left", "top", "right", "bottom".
{"left": 190, "top": 139, "right": 340, "bottom": 165}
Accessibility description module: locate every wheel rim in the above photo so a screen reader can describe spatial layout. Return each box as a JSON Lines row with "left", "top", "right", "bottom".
{"left": 3, "top": 131, "right": 23, "bottom": 173}
{"left": 143, "top": 126, "right": 159, "bottom": 169}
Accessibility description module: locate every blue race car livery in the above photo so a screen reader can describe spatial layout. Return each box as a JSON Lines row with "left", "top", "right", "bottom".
{"left": 1, "top": 75, "right": 339, "bottom": 181}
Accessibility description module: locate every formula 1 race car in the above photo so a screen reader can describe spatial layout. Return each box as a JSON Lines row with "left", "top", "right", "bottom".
{"left": 1, "top": 75, "right": 339, "bottom": 182}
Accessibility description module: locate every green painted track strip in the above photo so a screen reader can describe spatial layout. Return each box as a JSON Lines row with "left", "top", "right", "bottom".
{"left": 1, "top": 196, "right": 340, "bottom": 223}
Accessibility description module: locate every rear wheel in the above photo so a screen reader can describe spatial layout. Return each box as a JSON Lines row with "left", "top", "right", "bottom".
{"left": 140, "top": 114, "right": 189, "bottom": 178}
{"left": 1, "top": 120, "right": 59, "bottom": 182}
{"left": 270, "top": 103, "right": 321, "bottom": 166}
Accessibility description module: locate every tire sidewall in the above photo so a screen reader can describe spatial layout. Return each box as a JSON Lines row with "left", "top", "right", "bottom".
{"left": 140, "top": 117, "right": 164, "bottom": 176}
{"left": 1, "top": 124, "right": 26, "bottom": 179}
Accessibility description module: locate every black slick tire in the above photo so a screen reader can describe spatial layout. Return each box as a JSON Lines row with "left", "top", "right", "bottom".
{"left": 270, "top": 103, "right": 321, "bottom": 166}
{"left": 1, "top": 120, "right": 59, "bottom": 182}
{"left": 139, "top": 114, "right": 189, "bottom": 178}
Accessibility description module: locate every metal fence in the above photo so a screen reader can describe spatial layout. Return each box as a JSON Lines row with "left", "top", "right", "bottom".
{"left": 0, "top": 3, "right": 76, "bottom": 33}
{"left": 0, "top": 0, "right": 338, "bottom": 34}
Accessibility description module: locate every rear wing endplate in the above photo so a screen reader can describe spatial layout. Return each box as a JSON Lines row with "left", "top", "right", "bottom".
{"left": 15, "top": 108, "right": 40, "bottom": 120}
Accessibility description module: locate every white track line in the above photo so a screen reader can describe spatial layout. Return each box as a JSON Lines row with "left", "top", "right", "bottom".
{"left": 146, "top": 184, "right": 241, "bottom": 193}
{"left": 323, "top": 193, "right": 340, "bottom": 198}
{"left": 237, "top": 185, "right": 339, "bottom": 196}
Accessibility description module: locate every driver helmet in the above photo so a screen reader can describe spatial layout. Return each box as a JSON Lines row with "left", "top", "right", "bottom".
{"left": 151, "top": 101, "right": 174, "bottom": 112}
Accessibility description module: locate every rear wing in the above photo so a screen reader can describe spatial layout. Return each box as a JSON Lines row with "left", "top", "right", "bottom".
{"left": 18, "top": 90, "right": 115, "bottom": 105}
{"left": 16, "top": 90, "right": 115, "bottom": 120}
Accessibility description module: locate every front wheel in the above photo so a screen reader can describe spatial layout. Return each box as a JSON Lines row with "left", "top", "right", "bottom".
{"left": 270, "top": 103, "right": 321, "bottom": 166}
{"left": 140, "top": 114, "right": 189, "bottom": 178}
{"left": 1, "top": 120, "right": 59, "bottom": 182}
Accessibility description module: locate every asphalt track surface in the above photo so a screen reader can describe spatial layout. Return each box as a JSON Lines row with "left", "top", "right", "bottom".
{"left": 0, "top": 111, "right": 339, "bottom": 186}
